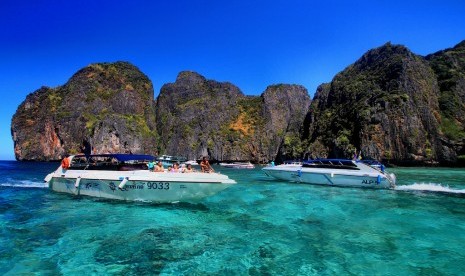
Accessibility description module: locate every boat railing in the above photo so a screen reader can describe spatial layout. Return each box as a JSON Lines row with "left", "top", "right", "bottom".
{"left": 302, "top": 159, "right": 360, "bottom": 170}
{"left": 283, "top": 160, "right": 303, "bottom": 165}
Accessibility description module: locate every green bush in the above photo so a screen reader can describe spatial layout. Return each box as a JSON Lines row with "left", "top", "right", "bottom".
{"left": 441, "top": 115, "right": 465, "bottom": 140}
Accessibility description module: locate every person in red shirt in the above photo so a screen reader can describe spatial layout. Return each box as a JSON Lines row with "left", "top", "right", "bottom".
{"left": 61, "top": 154, "right": 70, "bottom": 170}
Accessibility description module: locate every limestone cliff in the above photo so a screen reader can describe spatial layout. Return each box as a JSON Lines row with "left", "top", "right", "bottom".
{"left": 261, "top": 84, "right": 311, "bottom": 162}
{"left": 10, "top": 40, "right": 465, "bottom": 165}
{"left": 304, "top": 42, "right": 465, "bottom": 165}
{"left": 426, "top": 41, "right": 465, "bottom": 164}
{"left": 11, "top": 62, "right": 157, "bottom": 161}
{"left": 155, "top": 71, "right": 311, "bottom": 162}
{"left": 155, "top": 71, "right": 244, "bottom": 160}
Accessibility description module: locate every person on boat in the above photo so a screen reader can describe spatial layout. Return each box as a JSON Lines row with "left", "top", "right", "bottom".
{"left": 80, "top": 139, "right": 92, "bottom": 160}
{"left": 184, "top": 163, "right": 194, "bottom": 173}
{"left": 147, "top": 160, "right": 155, "bottom": 172}
{"left": 154, "top": 161, "right": 164, "bottom": 172}
{"left": 61, "top": 154, "right": 71, "bottom": 170}
{"left": 167, "top": 165, "right": 173, "bottom": 172}
{"left": 200, "top": 156, "right": 214, "bottom": 173}
{"left": 172, "top": 162, "right": 180, "bottom": 172}
{"left": 353, "top": 149, "right": 362, "bottom": 161}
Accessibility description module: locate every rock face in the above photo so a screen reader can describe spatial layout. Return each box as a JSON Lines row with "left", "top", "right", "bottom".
{"left": 304, "top": 42, "right": 465, "bottom": 165}
{"left": 10, "top": 40, "right": 465, "bottom": 165}
{"left": 156, "top": 71, "right": 311, "bottom": 162}
{"left": 11, "top": 66, "right": 311, "bottom": 162}
{"left": 426, "top": 41, "right": 465, "bottom": 164}
{"left": 11, "top": 62, "right": 157, "bottom": 161}
{"left": 261, "top": 84, "right": 311, "bottom": 162}
{"left": 155, "top": 71, "right": 244, "bottom": 160}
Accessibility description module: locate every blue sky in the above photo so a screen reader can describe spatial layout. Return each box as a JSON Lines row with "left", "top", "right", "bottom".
{"left": 1, "top": 0, "right": 465, "bottom": 160}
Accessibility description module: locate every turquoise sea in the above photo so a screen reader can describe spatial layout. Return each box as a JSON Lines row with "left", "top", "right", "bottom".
{"left": 1, "top": 161, "right": 465, "bottom": 275}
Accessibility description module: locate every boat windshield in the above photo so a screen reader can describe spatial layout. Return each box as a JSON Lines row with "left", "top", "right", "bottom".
{"left": 302, "top": 159, "right": 359, "bottom": 170}
{"left": 359, "top": 160, "right": 383, "bottom": 166}
{"left": 69, "top": 154, "right": 157, "bottom": 171}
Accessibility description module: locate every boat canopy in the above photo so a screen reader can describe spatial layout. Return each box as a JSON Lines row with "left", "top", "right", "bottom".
{"left": 73, "top": 154, "right": 157, "bottom": 162}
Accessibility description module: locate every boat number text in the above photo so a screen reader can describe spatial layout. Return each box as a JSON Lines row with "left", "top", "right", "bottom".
{"left": 85, "top": 183, "right": 99, "bottom": 189}
{"left": 362, "top": 179, "right": 375, "bottom": 184}
{"left": 147, "top": 182, "right": 170, "bottom": 190}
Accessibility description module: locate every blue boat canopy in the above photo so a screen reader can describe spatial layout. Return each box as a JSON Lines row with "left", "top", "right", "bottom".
{"left": 73, "top": 154, "right": 157, "bottom": 162}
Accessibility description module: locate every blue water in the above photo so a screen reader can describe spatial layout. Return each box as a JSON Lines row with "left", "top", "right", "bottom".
{"left": 1, "top": 161, "right": 465, "bottom": 275}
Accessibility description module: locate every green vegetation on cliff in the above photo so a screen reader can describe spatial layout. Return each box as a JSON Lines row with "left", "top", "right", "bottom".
{"left": 427, "top": 41, "right": 465, "bottom": 141}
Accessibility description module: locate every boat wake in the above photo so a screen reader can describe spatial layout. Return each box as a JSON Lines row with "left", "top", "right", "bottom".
{"left": 395, "top": 183, "right": 465, "bottom": 196}
{"left": 0, "top": 179, "right": 48, "bottom": 189}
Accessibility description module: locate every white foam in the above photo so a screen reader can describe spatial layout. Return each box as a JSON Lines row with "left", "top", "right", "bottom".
{"left": 395, "top": 183, "right": 465, "bottom": 194}
{"left": 0, "top": 179, "right": 48, "bottom": 189}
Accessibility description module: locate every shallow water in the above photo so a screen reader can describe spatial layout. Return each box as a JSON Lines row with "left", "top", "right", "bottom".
{"left": 1, "top": 161, "right": 465, "bottom": 275}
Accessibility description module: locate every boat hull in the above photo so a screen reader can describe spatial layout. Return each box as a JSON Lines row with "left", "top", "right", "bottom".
{"left": 46, "top": 170, "right": 236, "bottom": 203}
{"left": 263, "top": 165, "right": 394, "bottom": 189}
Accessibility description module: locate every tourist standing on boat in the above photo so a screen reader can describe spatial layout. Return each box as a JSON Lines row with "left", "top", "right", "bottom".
{"left": 353, "top": 149, "right": 362, "bottom": 161}
{"left": 61, "top": 154, "right": 70, "bottom": 171}
{"left": 200, "top": 156, "right": 214, "bottom": 173}
{"left": 172, "top": 163, "right": 180, "bottom": 172}
{"left": 80, "top": 139, "right": 92, "bottom": 160}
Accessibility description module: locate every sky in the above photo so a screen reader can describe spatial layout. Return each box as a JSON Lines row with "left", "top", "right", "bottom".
{"left": 1, "top": 0, "right": 465, "bottom": 160}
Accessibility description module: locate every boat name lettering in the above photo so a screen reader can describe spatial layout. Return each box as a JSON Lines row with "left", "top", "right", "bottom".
{"left": 122, "top": 184, "right": 144, "bottom": 190}
{"left": 362, "top": 179, "right": 375, "bottom": 185}
{"left": 85, "top": 182, "right": 99, "bottom": 189}
{"left": 147, "top": 182, "right": 170, "bottom": 190}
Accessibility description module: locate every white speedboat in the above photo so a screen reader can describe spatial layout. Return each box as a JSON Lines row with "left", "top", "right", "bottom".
{"left": 158, "top": 154, "right": 187, "bottom": 167}
{"left": 263, "top": 159, "right": 396, "bottom": 189}
{"left": 44, "top": 154, "right": 236, "bottom": 203}
{"left": 219, "top": 162, "right": 255, "bottom": 169}
{"left": 184, "top": 160, "right": 199, "bottom": 166}
{"left": 280, "top": 160, "right": 303, "bottom": 168}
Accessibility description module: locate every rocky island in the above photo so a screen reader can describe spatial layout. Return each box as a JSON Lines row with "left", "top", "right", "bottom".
{"left": 11, "top": 40, "right": 465, "bottom": 166}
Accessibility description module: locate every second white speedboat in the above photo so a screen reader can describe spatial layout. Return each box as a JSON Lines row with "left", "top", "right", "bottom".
{"left": 263, "top": 159, "right": 396, "bottom": 189}
{"left": 219, "top": 162, "right": 255, "bottom": 169}
{"left": 44, "top": 154, "right": 237, "bottom": 203}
